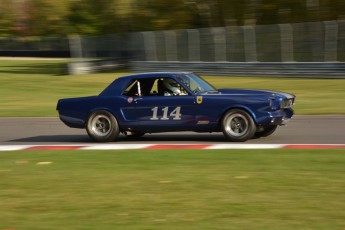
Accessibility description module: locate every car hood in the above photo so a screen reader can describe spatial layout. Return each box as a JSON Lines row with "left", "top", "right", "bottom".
{"left": 216, "top": 88, "right": 295, "bottom": 99}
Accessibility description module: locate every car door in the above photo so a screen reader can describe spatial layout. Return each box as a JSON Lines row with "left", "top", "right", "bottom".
{"left": 132, "top": 95, "right": 197, "bottom": 131}
{"left": 121, "top": 77, "right": 198, "bottom": 131}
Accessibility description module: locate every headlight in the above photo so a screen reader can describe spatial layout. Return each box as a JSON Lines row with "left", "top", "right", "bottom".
{"left": 270, "top": 98, "right": 294, "bottom": 110}
{"left": 281, "top": 98, "right": 295, "bottom": 108}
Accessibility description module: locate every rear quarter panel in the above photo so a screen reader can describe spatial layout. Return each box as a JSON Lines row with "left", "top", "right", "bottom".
{"left": 57, "top": 96, "right": 129, "bottom": 128}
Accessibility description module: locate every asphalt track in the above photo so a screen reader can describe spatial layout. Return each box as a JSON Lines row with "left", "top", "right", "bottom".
{"left": 0, "top": 115, "right": 344, "bottom": 145}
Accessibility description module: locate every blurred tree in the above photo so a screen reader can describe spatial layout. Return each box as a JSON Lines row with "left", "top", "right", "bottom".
{"left": 0, "top": 0, "right": 16, "bottom": 36}
{"left": 129, "top": 0, "right": 203, "bottom": 31}
{"left": 1, "top": 0, "right": 345, "bottom": 36}
{"left": 67, "top": 0, "right": 120, "bottom": 35}
{"left": 275, "top": 0, "right": 306, "bottom": 24}
{"left": 25, "top": 0, "right": 70, "bottom": 36}
{"left": 319, "top": 0, "right": 345, "bottom": 21}
{"left": 333, "top": 0, "right": 345, "bottom": 20}
{"left": 256, "top": 0, "right": 306, "bottom": 25}
{"left": 217, "top": 0, "right": 246, "bottom": 26}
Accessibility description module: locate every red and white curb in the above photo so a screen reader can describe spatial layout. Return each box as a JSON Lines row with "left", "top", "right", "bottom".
{"left": 0, "top": 144, "right": 345, "bottom": 151}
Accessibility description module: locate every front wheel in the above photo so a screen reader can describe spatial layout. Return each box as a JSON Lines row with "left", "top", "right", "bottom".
{"left": 221, "top": 109, "right": 256, "bottom": 142}
{"left": 86, "top": 110, "right": 120, "bottom": 142}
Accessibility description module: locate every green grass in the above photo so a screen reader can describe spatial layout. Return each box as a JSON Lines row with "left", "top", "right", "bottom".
{"left": 0, "top": 60, "right": 345, "bottom": 116}
{"left": 0, "top": 149, "right": 344, "bottom": 230}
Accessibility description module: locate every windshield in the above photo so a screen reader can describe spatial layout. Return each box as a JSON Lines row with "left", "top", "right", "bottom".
{"left": 176, "top": 73, "right": 216, "bottom": 94}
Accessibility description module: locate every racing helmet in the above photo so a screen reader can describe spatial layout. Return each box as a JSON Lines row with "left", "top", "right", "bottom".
{"left": 163, "top": 78, "right": 181, "bottom": 95}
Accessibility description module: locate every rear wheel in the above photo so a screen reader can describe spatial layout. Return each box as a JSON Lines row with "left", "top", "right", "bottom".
{"left": 86, "top": 110, "right": 120, "bottom": 142}
{"left": 221, "top": 109, "right": 256, "bottom": 142}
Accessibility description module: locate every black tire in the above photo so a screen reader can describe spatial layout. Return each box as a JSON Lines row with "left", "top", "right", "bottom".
{"left": 255, "top": 125, "right": 278, "bottom": 138}
{"left": 221, "top": 109, "right": 256, "bottom": 142}
{"left": 86, "top": 110, "right": 120, "bottom": 142}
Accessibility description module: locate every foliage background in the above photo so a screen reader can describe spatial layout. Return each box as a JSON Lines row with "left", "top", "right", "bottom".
{"left": 1, "top": 0, "right": 345, "bottom": 36}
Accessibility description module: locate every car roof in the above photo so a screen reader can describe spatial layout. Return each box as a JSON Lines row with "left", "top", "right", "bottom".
{"left": 99, "top": 72, "right": 193, "bottom": 97}
{"left": 118, "top": 72, "right": 192, "bottom": 79}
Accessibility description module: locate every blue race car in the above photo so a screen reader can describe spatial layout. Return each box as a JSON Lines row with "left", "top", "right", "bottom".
{"left": 57, "top": 72, "right": 295, "bottom": 142}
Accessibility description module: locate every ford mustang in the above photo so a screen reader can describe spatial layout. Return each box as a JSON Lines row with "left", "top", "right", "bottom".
{"left": 57, "top": 72, "right": 295, "bottom": 142}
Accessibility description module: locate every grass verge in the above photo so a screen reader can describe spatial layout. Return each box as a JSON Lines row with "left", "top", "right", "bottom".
{"left": 0, "top": 60, "right": 345, "bottom": 116}
{"left": 1, "top": 149, "right": 344, "bottom": 230}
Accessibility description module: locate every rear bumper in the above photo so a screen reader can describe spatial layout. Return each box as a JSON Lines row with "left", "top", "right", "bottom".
{"left": 59, "top": 114, "right": 85, "bottom": 128}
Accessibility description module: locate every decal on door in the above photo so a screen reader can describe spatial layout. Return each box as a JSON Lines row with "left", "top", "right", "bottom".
{"left": 150, "top": 107, "right": 182, "bottom": 120}
{"left": 197, "top": 96, "right": 203, "bottom": 104}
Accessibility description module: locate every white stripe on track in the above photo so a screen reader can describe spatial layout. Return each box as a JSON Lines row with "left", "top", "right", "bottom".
{"left": 81, "top": 144, "right": 153, "bottom": 150}
{"left": 206, "top": 144, "right": 284, "bottom": 149}
{"left": 0, "top": 145, "right": 33, "bottom": 151}
{"left": 0, "top": 144, "right": 344, "bottom": 151}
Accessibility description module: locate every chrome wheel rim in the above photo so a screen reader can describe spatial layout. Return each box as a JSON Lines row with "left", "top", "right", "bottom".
{"left": 91, "top": 115, "right": 112, "bottom": 136}
{"left": 224, "top": 113, "right": 249, "bottom": 137}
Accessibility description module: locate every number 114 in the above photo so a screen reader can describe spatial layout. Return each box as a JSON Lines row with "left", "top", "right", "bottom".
{"left": 150, "top": 106, "right": 182, "bottom": 120}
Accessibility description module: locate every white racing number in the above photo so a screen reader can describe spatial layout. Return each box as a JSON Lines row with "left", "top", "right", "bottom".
{"left": 150, "top": 106, "right": 182, "bottom": 120}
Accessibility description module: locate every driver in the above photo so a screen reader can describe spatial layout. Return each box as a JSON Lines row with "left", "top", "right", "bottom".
{"left": 163, "top": 78, "right": 185, "bottom": 96}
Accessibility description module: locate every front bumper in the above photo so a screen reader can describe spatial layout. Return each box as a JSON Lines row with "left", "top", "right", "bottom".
{"left": 269, "top": 116, "right": 291, "bottom": 126}
{"left": 268, "top": 108, "right": 294, "bottom": 126}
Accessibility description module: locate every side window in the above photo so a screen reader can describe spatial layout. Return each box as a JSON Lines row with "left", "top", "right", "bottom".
{"left": 160, "top": 78, "right": 189, "bottom": 96}
{"left": 122, "top": 78, "right": 155, "bottom": 96}
{"left": 123, "top": 80, "right": 139, "bottom": 96}
{"left": 122, "top": 77, "right": 189, "bottom": 97}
